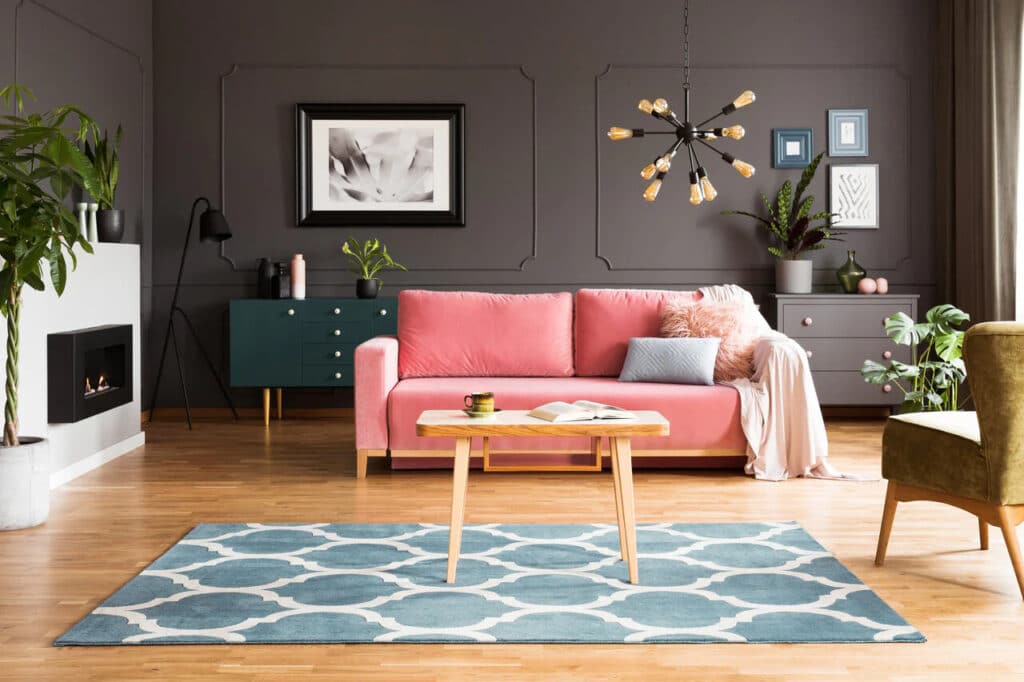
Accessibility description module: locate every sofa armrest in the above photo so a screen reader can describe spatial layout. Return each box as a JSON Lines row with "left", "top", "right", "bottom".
{"left": 355, "top": 336, "right": 400, "bottom": 466}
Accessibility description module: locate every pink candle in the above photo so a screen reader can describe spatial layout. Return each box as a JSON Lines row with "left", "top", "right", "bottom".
{"left": 291, "top": 254, "right": 306, "bottom": 300}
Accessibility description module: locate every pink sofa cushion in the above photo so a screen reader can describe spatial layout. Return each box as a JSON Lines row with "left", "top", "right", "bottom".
{"left": 397, "top": 290, "right": 575, "bottom": 378}
{"left": 575, "top": 289, "right": 701, "bottom": 377}
{"left": 387, "top": 376, "right": 745, "bottom": 453}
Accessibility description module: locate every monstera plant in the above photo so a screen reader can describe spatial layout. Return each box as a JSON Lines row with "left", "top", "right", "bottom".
{"left": 0, "top": 84, "right": 98, "bottom": 529}
{"left": 861, "top": 304, "right": 970, "bottom": 413}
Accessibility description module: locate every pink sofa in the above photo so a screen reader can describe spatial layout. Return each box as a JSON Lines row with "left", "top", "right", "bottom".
{"left": 353, "top": 289, "right": 749, "bottom": 477}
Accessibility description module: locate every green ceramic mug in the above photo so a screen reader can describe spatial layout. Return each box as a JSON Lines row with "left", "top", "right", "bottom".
{"left": 464, "top": 392, "right": 495, "bottom": 412}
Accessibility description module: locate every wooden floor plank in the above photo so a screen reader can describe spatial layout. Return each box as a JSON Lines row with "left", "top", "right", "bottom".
{"left": 0, "top": 417, "right": 1022, "bottom": 680}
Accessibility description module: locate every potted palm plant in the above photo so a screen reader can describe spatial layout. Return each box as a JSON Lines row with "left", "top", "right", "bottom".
{"left": 0, "top": 85, "right": 97, "bottom": 530}
{"left": 722, "top": 152, "right": 842, "bottom": 293}
{"left": 341, "top": 237, "right": 407, "bottom": 299}
{"left": 84, "top": 125, "right": 123, "bottom": 242}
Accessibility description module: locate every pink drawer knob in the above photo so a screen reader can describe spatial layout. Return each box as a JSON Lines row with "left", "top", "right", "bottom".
{"left": 882, "top": 384, "right": 893, "bottom": 393}
{"left": 802, "top": 317, "right": 813, "bottom": 327}
{"left": 882, "top": 350, "right": 893, "bottom": 360}
{"left": 805, "top": 350, "right": 813, "bottom": 358}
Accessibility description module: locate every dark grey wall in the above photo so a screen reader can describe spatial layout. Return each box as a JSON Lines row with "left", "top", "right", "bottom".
{"left": 1, "top": 0, "right": 153, "bottom": 372}
{"left": 151, "top": 0, "right": 937, "bottom": 408}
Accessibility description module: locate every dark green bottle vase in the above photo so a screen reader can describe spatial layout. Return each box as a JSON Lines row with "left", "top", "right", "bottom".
{"left": 836, "top": 250, "right": 866, "bottom": 293}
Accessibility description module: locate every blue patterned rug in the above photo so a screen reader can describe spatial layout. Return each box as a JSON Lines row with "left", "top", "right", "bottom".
{"left": 56, "top": 522, "right": 923, "bottom": 645}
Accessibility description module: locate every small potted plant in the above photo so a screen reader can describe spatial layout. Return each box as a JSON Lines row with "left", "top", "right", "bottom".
{"left": 0, "top": 84, "right": 97, "bottom": 529}
{"left": 341, "top": 237, "right": 407, "bottom": 299}
{"left": 722, "top": 152, "right": 842, "bottom": 294}
{"left": 84, "top": 125, "right": 123, "bottom": 242}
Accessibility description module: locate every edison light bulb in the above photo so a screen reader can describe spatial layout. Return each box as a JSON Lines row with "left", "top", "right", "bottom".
{"left": 607, "top": 127, "right": 633, "bottom": 141}
{"left": 700, "top": 175, "right": 718, "bottom": 201}
{"left": 731, "top": 158, "right": 756, "bottom": 178}
{"left": 641, "top": 163, "right": 657, "bottom": 180}
{"left": 638, "top": 99, "right": 654, "bottom": 114}
{"left": 732, "top": 90, "right": 756, "bottom": 109}
{"left": 689, "top": 182, "right": 704, "bottom": 206}
{"left": 653, "top": 98, "right": 670, "bottom": 114}
{"left": 655, "top": 154, "right": 672, "bottom": 172}
{"left": 722, "top": 125, "right": 745, "bottom": 140}
{"left": 643, "top": 179, "right": 663, "bottom": 202}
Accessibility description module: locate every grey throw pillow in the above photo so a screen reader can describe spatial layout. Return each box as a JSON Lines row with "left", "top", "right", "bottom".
{"left": 618, "top": 337, "right": 720, "bottom": 386}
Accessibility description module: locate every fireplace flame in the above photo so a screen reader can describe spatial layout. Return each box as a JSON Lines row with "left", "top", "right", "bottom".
{"left": 84, "top": 375, "right": 112, "bottom": 396}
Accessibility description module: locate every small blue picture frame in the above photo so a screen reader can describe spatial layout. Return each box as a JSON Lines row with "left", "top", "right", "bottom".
{"left": 773, "top": 128, "right": 813, "bottom": 168}
{"left": 828, "top": 109, "right": 869, "bottom": 156}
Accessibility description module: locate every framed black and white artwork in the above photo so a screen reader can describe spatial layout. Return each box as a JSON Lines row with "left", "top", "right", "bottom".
{"left": 296, "top": 103, "right": 465, "bottom": 226}
{"left": 830, "top": 163, "right": 879, "bottom": 229}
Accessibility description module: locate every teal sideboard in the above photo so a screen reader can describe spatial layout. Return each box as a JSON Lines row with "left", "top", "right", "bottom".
{"left": 229, "top": 297, "right": 397, "bottom": 424}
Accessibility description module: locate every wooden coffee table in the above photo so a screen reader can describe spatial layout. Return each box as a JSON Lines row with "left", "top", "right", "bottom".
{"left": 415, "top": 409, "right": 670, "bottom": 585}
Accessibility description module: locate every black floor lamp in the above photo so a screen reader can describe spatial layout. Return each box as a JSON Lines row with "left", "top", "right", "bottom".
{"left": 147, "top": 196, "right": 239, "bottom": 429}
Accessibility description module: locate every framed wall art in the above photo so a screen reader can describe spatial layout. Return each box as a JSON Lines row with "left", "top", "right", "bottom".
{"left": 772, "top": 128, "right": 813, "bottom": 168}
{"left": 296, "top": 103, "right": 465, "bottom": 227}
{"left": 830, "top": 163, "right": 879, "bottom": 229}
{"left": 827, "top": 109, "right": 868, "bottom": 157}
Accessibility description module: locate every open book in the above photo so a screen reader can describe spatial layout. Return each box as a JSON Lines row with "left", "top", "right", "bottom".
{"left": 527, "top": 400, "right": 635, "bottom": 423}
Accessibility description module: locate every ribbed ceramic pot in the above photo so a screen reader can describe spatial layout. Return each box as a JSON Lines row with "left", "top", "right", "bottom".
{"left": 776, "top": 259, "right": 813, "bottom": 294}
{"left": 836, "top": 250, "right": 867, "bottom": 293}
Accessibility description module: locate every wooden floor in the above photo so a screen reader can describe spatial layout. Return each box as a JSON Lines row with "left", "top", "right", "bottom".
{"left": 1, "top": 417, "right": 1023, "bottom": 681}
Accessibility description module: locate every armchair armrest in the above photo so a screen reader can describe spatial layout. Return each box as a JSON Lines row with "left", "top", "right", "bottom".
{"left": 354, "top": 335, "right": 399, "bottom": 477}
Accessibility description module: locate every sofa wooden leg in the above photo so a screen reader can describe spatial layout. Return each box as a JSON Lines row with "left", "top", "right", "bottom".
{"left": 997, "top": 506, "right": 1024, "bottom": 600}
{"left": 356, "top": 450, "right": 368, "bottom": 479}
{"left": 875, "top": 481, "right": 898, "bottom": 566}
{"left": 980, "top": 517, "right": 990, "bottom": 550}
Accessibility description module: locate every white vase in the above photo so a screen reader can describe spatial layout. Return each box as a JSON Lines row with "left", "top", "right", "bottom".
{"left": 0, "top": 437, "right": 49, "bottom": 530}
{"left": 776, "top": 259, "right": 813, "bottom": 294}
{"left": 87, "top": 203, "right": 99, "bottom": 243}
{"left": 76, "top": 203, "right": 89, "bottom": 240}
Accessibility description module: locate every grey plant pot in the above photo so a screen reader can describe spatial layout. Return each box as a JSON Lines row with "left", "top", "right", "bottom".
{"left": 776, "top": 259, "right": 813, "bottom": 294}
{"left": 0, "top": 437, "right": 49, "bottom": 530}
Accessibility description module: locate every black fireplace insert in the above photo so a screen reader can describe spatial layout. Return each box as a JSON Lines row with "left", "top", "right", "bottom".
{"left": 48, "top": 324, "right": 133, "bottom": 423}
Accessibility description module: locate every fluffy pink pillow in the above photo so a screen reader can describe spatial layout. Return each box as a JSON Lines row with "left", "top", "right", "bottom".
{"left": 660, "top": 301, "right": 760, "bottom": 381}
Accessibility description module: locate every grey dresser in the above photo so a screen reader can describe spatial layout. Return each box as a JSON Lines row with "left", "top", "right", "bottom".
{"left": 767, "top": 293, "right": 919, "bottom": 406}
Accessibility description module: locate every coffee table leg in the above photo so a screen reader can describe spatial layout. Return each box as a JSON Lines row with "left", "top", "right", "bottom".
{"left": 447, "top": 436, "right": 472, "bottom": 583}
{"left": 614, "top": 436, "right": 639, "bottom": 584}
{"left": 609, "top": 437, "right": 628, "bottom": 563}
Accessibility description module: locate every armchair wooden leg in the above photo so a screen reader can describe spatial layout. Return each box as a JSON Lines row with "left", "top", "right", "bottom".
{"left": 979, "top": 517, "right": 990, "bottom": 550}
{"left": 997, "top": 506, "right": 1024, "bottom": 600}
{"left": 875, "top": 481, "right": 898, "bottom": 566}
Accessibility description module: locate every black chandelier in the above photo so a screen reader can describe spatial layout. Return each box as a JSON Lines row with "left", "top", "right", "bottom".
{"left": 607, "top": 0, "right": 756, "bottom": 203}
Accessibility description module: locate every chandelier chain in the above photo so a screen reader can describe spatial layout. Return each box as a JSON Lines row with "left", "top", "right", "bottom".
{"left": 682, "top": 0, "right": 690, "bottom": 90}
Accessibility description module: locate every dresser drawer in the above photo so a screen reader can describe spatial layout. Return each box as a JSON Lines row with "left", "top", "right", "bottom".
{"left": 799, "top": 338, "right": 912, "bottom": 372}
{"left": 301, "top": 364, "right": 352, "bottom": 386}
{"left": 303, "top": 342, "right": 358, "bottom": 366}
{"left": 812, "top": 370, "right": 902, "bottom": 406}
{"left": 301, "top": 321, "right": 367, "bottom": 342}
{"left": 782, "top": 301, "right": 914, "bottom": 339}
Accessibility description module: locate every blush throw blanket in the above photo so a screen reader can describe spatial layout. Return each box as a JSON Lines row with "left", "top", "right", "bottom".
{"left": 698, "top": 285, "right": 852, "bottom": 481}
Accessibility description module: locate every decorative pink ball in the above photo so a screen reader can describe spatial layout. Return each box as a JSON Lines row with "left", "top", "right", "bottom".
{"left": 875, "top": 277, "right": 889, "bottom": 294}
{"left": 858, "top": 278, "right": 878, "bottom": 294}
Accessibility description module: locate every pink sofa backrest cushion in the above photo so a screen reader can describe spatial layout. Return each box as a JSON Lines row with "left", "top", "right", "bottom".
{"left": 575, "top": 288, "right": 701, "bottom": 376}
{"left": 398, "top": 290, "right": 575, "bottom": 378}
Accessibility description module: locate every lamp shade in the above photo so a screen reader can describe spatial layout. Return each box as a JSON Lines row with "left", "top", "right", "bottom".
{"left": 199, "top": 208, "right": 232, "bottom": 243}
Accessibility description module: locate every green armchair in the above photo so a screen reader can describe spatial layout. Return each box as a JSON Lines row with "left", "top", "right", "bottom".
{"left": 875, "top": 321, "right": 1024, "bottom": 598}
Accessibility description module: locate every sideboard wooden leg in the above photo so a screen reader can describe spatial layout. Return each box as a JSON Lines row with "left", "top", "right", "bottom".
{"left": 262, "top": 388, "right": 270, "bottom": 427}
{"left": 276, "top": 388, "right": 283, "bottom": 420}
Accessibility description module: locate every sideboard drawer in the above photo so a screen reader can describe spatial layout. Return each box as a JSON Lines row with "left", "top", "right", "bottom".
{"left": 799, "top": 338, "right": 912, "bottom": 372}
{"left": 301, "top": 364, "right": 352, "bottom": 386}
{"left": 812, "top": 370, "right": 902, "bottom": 406}
{"left": 782, "top": 301, "right": 914, "bottom": 339}
{"left": 301, "top": 322, "right": 366, "bottom": 342}
{"left": 302, "top": 343, "right": 359, "bottom": 366}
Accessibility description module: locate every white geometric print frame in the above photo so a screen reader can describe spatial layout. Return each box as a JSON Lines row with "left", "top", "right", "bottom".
{"left": 830, "top": 164, "right": 879, "bottom": 229}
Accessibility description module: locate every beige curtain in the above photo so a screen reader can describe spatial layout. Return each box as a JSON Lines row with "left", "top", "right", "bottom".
{"left": 936, "top": 0, "right": 1024, "bottom": 321}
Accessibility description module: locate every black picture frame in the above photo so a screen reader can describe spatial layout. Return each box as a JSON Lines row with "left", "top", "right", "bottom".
{"left": 296, "top": 103, "right": 465, "bottom": 227}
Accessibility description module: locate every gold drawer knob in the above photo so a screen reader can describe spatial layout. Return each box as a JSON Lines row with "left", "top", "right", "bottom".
{"left": 333, "top": 329, "right": 341, "bottom": 336}
{"left": 882, "top": 350, "right": 893, "bottom": 360}
{"left": 334, "top": 372, "right": 342, "bottom": 379}
{"left": 882, "top": 384, "right": 893, "bottom": 393}
{"left": 334, "top": 350, "right": 341, "bottom": 358}
{"left": 333, "top": 307, "right": 341, "bottom": 315}
{"left": 802, "top": 317, "right": 813, "bottom": 327}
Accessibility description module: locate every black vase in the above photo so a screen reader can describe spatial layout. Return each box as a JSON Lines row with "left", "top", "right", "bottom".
{"left": 96, "top": 209, "right": 124, "bottom": 243}
{"left": 257, "top": 258, "right": 275, "bottom": 299}
{"left": 356, "top": 278, "right": 380, "bottom": 299}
